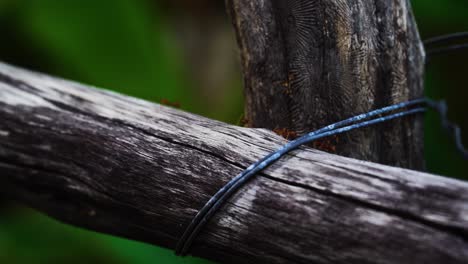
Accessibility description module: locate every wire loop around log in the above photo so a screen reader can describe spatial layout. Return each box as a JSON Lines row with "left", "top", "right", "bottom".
{"left": 175, "top": 97, "right": 467, "bottom": 256}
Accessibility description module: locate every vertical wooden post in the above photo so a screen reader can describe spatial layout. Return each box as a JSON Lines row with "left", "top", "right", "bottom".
{"left": 226, "top": 0, "right": 425, "bottom": 169}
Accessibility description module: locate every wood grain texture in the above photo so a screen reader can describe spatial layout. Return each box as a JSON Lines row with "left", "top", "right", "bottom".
{"left": 0, "top": 62, "right": 467, "bottom": 263}
{"left": 227, "top": 0, "right": 425, "bottom": 169}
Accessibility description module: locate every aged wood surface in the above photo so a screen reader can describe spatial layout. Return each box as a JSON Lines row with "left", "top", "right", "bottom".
{"left": 226, "top": 0, "right": 425, "bottom": 169}
{"left": 0, "top": 62, "right": 468, "bottom": 263}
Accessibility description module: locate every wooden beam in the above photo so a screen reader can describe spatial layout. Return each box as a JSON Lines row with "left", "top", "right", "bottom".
{"left": 0, "top": 62, "right": 467, "bottom": 263}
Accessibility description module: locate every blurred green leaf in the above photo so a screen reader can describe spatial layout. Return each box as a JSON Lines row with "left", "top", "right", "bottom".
{"left": 411, "top": 0, "right": 468, "bottom": 180}
{"left": 412, "top": 0, "right": 468, "bottom": 29}
{"left": 1, "top": 1, "right": 212, "bottom": 263}
{"left": 0, "top": 206, "right": 212, "bottom": 264}
{"left": 0, "top": 207, "right": 124, "bottom": 264}
{"left": 16, "top": 0, "right": 192, "bottom": 105}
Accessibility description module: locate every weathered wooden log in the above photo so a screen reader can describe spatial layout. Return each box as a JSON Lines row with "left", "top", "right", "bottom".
{"left": 0, "top": 62, "right": 467, "bottom": 263}
{"left": 226, "top": 0, "right": 425, "bottom": 169}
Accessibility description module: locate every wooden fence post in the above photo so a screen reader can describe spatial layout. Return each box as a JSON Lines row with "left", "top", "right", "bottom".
{"left": 227, "top": 0, "right": 425, "bottom": 169}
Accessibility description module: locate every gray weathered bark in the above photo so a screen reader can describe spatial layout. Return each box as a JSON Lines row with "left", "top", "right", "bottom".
{"left": 227, "top": 0, "right": 425, "bottom": 169}
{"left": 0, "top": 62, "right": 467, "bottom": 263}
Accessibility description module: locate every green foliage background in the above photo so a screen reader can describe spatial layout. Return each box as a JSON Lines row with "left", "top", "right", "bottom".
{"left": 0, "top": 0, "right": 466, "bottom": 263}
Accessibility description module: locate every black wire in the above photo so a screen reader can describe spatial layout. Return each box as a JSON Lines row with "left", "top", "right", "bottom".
{"left": 423, "top": 32, "right": 468, "bottom": 61}
{"left": 424, "top": 33, "right": 467, "bottom": 158}
{"left": 175, "top": 99, "right": 468, "bottom": 256}
{"left": 426, "top": 43, "right": 468, "bottom": 57}
{"left": 428, "top": 100, "right": 468, "bottom": 159}
{"left": 175, "top": 99, "right": 428, "bottom": 256}
{"left": 175, "top": 101, "right": 428, "bottom": 256}
{"left": 423, "top": 32, "right": 468, "bottom": 46}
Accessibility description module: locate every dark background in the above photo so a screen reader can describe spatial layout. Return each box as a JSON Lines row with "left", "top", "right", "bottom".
{"left": 0, "top": 0, "right": 467, "bottom": 263}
